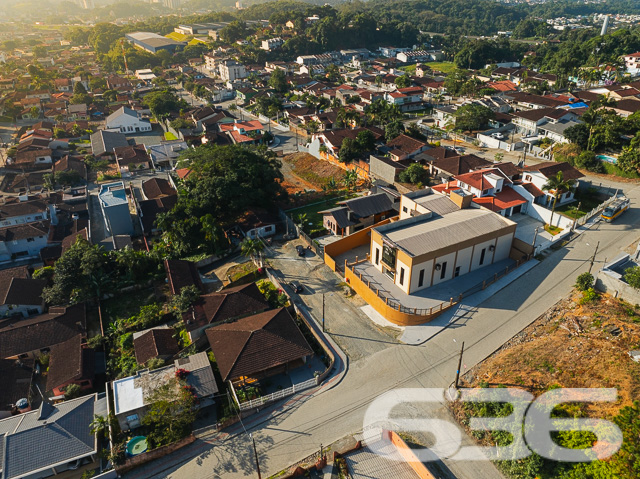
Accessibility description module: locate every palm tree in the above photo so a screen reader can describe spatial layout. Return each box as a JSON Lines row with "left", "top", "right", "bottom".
{"left": 542, "top": 171, "right": 576, "bottom": 227}
{"left": 343, "top": 169, "right": 358, "bottom": 190}
{"left": 240, "top": 238, "right": 265, "bottom": 266}
{"left": 89, "top": 414, "right": 108, "bottom": 436}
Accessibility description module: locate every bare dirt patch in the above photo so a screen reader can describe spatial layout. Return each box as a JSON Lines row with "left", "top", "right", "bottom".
{"left": 459, "top": 291, "right": 640, "bottom": 417}
{"left": 283, "top": 152, "right": 344, "bottom": 190}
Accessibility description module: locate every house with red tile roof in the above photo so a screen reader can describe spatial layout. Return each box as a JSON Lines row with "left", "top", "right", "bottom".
{"left": 219, "top": 120, "right": 264, "bottom": 144}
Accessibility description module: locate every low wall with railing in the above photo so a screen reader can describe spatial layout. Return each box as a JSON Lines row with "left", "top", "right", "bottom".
{"left": 344, "top": 264, "right": 457, "bottom": 326}
{"left": 324, "top": 218, "right": 394, "bottom": 271}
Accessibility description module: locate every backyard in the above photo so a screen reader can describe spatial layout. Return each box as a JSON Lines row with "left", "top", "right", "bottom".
{"left": 555, "top": 189, "right": 610, "bottom": 219}
{"left": 286, "top": 193, "right": 355, "bottom": 235}
{"left": 86, "top": 286, "right": 158, "bottom": 336}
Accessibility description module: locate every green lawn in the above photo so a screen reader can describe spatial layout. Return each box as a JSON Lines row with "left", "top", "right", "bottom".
{"left": 556, "top": 190, "right": 609, "bottom": 219}
{"left": 164, "top": 132, "right": 179, "bottom": 141}
{"left": 426, "top": 62, "right": 457, "bottom": 74}
{"left": 286, "top": 194, "right": 356, "bottom": 235}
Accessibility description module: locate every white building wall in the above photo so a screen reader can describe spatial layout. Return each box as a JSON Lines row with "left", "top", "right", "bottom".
{"left": 409, "top": 259, "right": 434, "bottom": 294}
{"left": 495, "top": 233, "right": 514, "bottom": 261}
{"left": 395, "top": 257, "right": 411, "bottom": 294}
{"left": 431, "top": 251, "right": 456, "bottom": 286}
{"left": 455, "top": 246, "right": 474, "bottom": 277}
{"left": 470, "top": 239, "right": 497, "bottom": 272}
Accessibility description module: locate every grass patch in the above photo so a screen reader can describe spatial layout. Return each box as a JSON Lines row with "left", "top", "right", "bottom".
{"left": 426, "top": 61, "right": 457, "bottom": 74}
{"left": 544, "top": 224, "right": 562, "bottom": 236}
{"left": 87, "top": 287, "right": 157, "bottom": 335}
{"left": 286, "top": 194, "right": 356, "bottom": 235}
{"left": 399, "top": 64, "right": 417, "bottom": 73}
{"left": 556, "top": 190, "right": 605, "bottom": 219}
{"left": 602, "top": 162, "right": 640, "bottom": 179}
{"left": 164, "top": 131, "right": 179, "bottom": 141}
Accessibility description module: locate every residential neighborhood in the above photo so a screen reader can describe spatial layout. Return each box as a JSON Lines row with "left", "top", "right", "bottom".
{"left": 1, "top": 2, "right": 640, "bottom": 479}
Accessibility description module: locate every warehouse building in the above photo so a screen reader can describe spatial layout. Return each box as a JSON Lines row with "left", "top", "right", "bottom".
{"left": 125, "top": 32, "right": 186, "bottom": 54}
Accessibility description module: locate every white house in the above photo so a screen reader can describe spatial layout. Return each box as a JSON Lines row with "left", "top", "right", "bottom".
{"left": 521, "top": 162, "right": 584, "bottom": 206}
{"left": 261, "top": 37, "right": 284, "bottom": 51}
{"left": 511, "top": 108, "right": 577, "bottom": 137}
{"left": 623, "top": 52, "right": 640, "bottom": 74}
{"left": 106, "top": 107, "right": 152, "bottom": 134}
{"left": 219, "top": 60, "right": 247, "bottom": 82}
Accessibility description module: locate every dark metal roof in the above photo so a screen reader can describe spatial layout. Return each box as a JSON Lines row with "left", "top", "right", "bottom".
{"left": 340, "top": 193, "right": 393, "bottom": 219}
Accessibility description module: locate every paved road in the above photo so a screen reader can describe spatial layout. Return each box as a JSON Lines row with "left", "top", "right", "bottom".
{"left": 125, "top": 179, "right": 640, "bottom": 479}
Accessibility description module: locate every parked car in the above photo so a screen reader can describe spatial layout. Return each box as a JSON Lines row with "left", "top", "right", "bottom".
{"left": 290, "top": 281, "right": 303, "bottom": 293}
{"left": 296, "top": 245, "right": 306, "bottom": 257}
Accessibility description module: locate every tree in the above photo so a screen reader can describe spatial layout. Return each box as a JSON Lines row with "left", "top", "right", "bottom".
{"left": 268, "top": 68, "right": 288, "bottom": 93}
{"left": 542, "top": 171, "right": 576, "bottom": 227}
{"left": 405, "top": 123, "right": 427, "bottom": 141}
{"left": 395, "top": 75, "right": 412, "bottom": 89}
{"left": 575, "top": 272, "right": 594, "bottom": 291}
{"left": 64, "top": 383, "right": 82, "bottom": 400}
{"left": 617, "top": 147, "right": 640, "bottom": 173}
{"left": 454, "top": 104, "right": 495, "bottom": 132}
{"left": 398, "top": 163, "right": 428, "bottom": 185}
{"left": 339, "top": 137, "right": 358, "bottom": 163}
{"left": 169, "top": 285, "right": 201, "bottom": 320}
{"left": 143, "top": 90, "right": 188, "bottom": 119}
{"left": 385, "top": 120, "right": 404, "bottom": 142}
{"left": 141, "top": 377, "right": 197, "bottom": 448}
{"left": 89, "top": 414, "right": 108, "bottom": 436}
{"left": 42, "top": 238, "right": 110, "bottom": 306}
{"left": 563, "top": 123, "right": 589, "bottom": 149}
{"left": 241, "top": 238, "right": 265, "bottom": 266}
{"left": 624, "top": 266, "right": 640, "bottom": 289}
{"left": 356, "top": 130, "right": 376, "bottom": 151}
{"left": 573, "top": 150, "right": 603, "bottom": 173}
{"left": 343, "top": 169, "right": 358, "bottom": 190}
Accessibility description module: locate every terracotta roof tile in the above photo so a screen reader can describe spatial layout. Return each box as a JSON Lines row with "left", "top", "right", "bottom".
{"left": 134, "top": 329, "right": 180, "bottom": 365}
{"left": 206, "top": 308, "right": 313, "bottom": 382}
{"left": 45, "top": 334, "right": 94, "bottom": 392}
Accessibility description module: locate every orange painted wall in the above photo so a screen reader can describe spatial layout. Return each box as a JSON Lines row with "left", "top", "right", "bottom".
{"left": 345, "top": 266, "right": 453, "bottom": 326}
{"left": 386, "top": 430, "right": 436, "bottom": 479}
{"left": 324, "top": 218, "right": 394, "bottom": 270}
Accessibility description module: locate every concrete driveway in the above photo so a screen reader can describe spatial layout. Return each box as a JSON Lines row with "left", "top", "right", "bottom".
{"left": 512, "top": 213, "right": 553, "bottom": 246}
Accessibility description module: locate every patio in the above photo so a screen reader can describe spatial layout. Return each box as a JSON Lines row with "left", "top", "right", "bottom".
{"left": 351, "top": 257, "right": 517, "bottom": 311}
{"left": 257, "top": 355, "right": 326, "bottom": 396}
{"left": 512, "top": 213, "right": 553, "bottom": 247}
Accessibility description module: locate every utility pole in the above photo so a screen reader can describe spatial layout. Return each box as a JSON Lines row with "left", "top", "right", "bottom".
{"left": 250, "top": 434, "right": 262, "bottom": 479}
{"left": 322, "top": 293, "right": 325, "bottom": 332}
{"left": 588, "top": 241, "right": 600, "bottom": 274}
{"left": 454, "top": 341, "right": 465, "bottom": 389}
{"left": 572, "top": 202, "right": 582, "bottom": 230}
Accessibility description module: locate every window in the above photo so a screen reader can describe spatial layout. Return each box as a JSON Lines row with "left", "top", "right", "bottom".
{"left": 19, "top": 353, "right": 29, "bottom": 359}
{"left": 375, "top": 248, "right": 380, "bottom": 265}
{"left": 34, "top": 215, "right": 43, "bottom": 220}
{"left": 480, "top": 248, "right": 486, "bottom": 265}
{"left": 264, "top": 226, "right": 273, "bottom": 232}
{"left": 440, "top": 261, "right": 447, "bottom": 279}
{"left": 27, "top": 238, "right": 34, "bottom": 242}
{"left": 418, "top": 269, "right": 425, "bottom": 287}
{"left": 399, "top": 267, "right": 405, "bottom": 286}
{"left": 381, "top": 244, "right": 397, "bottom": 268}
{"left": 525, "top": 175, "right": 532, "bottom": 181}
{"left": 455, "top": 266, "right": 461, "bottom": 277}
{"left": 402, "top": 206, "right": 408, "bottom": 213}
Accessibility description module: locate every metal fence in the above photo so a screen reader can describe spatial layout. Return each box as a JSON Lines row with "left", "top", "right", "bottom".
{"left": 574, "top": 195, "right": 617, "bottom": 228}
{"left": 348, "top": 262, "right": 456, "bottom": 316}
{"left": 238, "top": 377, "right": 318, "bottom": 411}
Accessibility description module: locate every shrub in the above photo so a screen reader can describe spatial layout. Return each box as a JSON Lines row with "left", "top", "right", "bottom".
{"left": 624, "top": 266, "right": 640, "bottom": 289}
{"left": 575, "top": 272, "right": 594, "bottom": 292}
{"left": 64, "top": 383, "right": 82, "bottom": 399}
{"left": 579, "top": 288, "right": 599, "bottom": 304}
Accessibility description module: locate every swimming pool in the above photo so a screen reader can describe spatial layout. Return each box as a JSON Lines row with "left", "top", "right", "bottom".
{"left": 596, "top": 154, "right": 618, "bottom": 164}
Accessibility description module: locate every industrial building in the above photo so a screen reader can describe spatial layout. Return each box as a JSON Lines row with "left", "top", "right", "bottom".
{"left": 125, "top": 32, "right": 186, "bottom": 54}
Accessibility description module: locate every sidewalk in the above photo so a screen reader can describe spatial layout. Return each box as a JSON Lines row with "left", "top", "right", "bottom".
{"left": 399, "top": 259, "right": 540, "bottom": 345}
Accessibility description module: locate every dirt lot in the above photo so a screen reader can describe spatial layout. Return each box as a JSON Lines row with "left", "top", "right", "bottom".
{"left": 282, "top": 152, "right": 345, "bottom": 190}
{"left": 459, "top": 291, "right": 640, "bottom": 417}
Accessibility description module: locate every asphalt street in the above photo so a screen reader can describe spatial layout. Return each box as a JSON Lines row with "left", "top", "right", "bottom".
{"left": 124, "top": 177, "right": 640, "bottom": 479}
